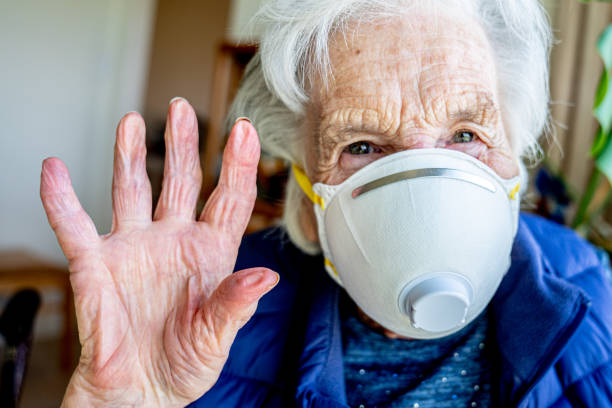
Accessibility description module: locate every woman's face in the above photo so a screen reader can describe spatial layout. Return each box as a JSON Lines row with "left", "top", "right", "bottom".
{"left": 303, "top": 12, "right": 519, "bottom": 187}
{"left": 299, "top": 11, "right": 521, "bottom": 336}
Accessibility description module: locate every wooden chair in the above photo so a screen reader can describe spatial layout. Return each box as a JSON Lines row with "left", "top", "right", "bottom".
{"left": 0, "top": 289, "right": 41, "bottom": 408}
{"left": 0, "top": 251, "right": 75, "bottom": 372}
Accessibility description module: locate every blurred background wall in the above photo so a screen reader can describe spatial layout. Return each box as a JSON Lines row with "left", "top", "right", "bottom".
{"left": 0, "top": 0, "right": 262, "bottom": 265}
{"left": 0, "top": 0, "right": 156, "bottom": 262}
{"left": 143, "top": 0, "right": 230, "bottom": 130}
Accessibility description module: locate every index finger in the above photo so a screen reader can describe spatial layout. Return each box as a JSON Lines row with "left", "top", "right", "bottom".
{"left": 199, "top": 119, "right": 260, "bottom": 240}
{"left": 40, "top": 158, "right": 100, "bottom": 261}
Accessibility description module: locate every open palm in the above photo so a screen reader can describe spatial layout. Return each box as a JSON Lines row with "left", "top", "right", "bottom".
{"left": 40, "top": 99, "right": 278, "bottom": 407}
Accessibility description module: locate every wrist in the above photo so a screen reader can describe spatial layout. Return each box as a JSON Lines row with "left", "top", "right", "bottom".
{"left": 61, "top": 370, "right": 140, "bottom": 408}
{"left": 61, "top": 380, "right": 105, "bottom": 408}
{"left": 61, "top": 386, "right": 106, "bottom": 408}
{"left": 61, "top": 366, "right": 189, "bottom": 408}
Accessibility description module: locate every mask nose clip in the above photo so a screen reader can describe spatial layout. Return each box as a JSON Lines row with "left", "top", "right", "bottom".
{"left": 400, "top": 274, "right": 473, "bottom": 333}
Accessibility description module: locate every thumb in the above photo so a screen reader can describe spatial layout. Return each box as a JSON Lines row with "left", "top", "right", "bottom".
{"left": 199, "top": 268, "right": 279, "bottom": 348}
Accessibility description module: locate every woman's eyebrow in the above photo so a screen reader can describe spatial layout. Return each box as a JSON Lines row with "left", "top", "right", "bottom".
{"left": 318, "top": 108, "right": 392, "bottom": 143}
{"left": 324, "top": 124, "right": 390, "bottom": 144}
{"left": 449, "top": 108, "right": 487, "bottom": 123}
{"left": 319, "top": 93, "right": 501, "bottom": 144}
{"left": 447, "top": 96, "right": 500, "bottom": 125}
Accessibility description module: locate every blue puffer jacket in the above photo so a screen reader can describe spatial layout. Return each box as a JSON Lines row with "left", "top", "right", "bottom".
{"left": 189, "top": 213, "right": 612, "bottom": 407}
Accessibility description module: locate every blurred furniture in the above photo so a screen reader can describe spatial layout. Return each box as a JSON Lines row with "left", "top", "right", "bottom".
{"left": 0, "top": 289, "right": 41, "bottom": 408}
{"left": 201, "top": 42, "right": 257, "bottom": 200}
{"left": 200, "top": 42, "right": 286, "bottom": 233}
{"left": 0, "top": 250, "right": 74, "bottom": 371}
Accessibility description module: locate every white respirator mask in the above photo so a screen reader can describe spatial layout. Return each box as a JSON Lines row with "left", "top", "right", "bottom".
{"left": 293, "top": 148, "right": 521, "bottom": 339}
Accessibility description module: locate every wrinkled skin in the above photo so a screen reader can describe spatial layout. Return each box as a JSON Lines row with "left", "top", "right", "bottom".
{"left": 303, "top": 13, "right": 518, "bottom": 185}
{"left": 299, "top": 12, "right": 519, "bottom": 337}
{"left": 41, "top": 100, "right": 278, "bottom": 407}
{"left": 41, "top": 9, "right": 521, "bottom": 407}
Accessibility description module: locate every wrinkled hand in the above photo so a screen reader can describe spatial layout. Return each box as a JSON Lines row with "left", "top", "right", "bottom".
{"left": 40, "top": 99, "right": 278, "bottom": 407}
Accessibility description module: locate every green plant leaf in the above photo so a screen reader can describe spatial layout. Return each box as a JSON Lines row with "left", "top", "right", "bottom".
{"left": 597, "top": 25, "right": 612, "bottom": 71}
{"left": 594, "top": 25, "right": 612, "bottom": 138}
{"left": 594, "top": 69, "right": 609, "bottom": 108}
{"left": 591, "top": 126, "right": 609, "bottom": 156}
{"left": 596, "top": 128, "right": 612, "bottom": 182}
{"left": 572, "top": 22, "right": 611, "bottom": 229}
{"left": 596, "top": 72, "right": 612, "bottom": 135}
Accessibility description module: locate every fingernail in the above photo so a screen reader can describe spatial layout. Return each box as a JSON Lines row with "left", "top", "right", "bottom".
{"left": 170, "top": 97, "right": 189, "bottom": 125}
{"left": 269, "top": 272, "right": 280, "bottom": 289}
{"left": 233, "top": 118, "right": 248, "bottom": 148}
{"left": 234, "top": 116, "right": 251, "bottom": 124}
{"left": 169, "top": 96, "right": 187, "bottom": 105}
{"left": 239, "top": 269, "right": 266, "bottom": 287}
{"left": 41, "top": 158, "right": 69, "bottom": 186}
{"left": 42, "top": 157, "right": 61, "bottom": 172}
{"left": 121, "top": 111, "right": 143, "bottom": 128}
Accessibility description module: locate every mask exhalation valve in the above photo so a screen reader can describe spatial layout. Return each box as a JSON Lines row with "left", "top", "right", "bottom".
{"left": 402, "top": 274, "right": 473, "bottom": 333}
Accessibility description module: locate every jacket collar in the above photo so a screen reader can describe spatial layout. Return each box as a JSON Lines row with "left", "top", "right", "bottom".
{"left": 295, "top": 262, "right": 347, "bottom": 407}
{"left": 490, "top": 216, "right": 590, "bottom": 406}
{"left": 294, "top": 214, "right": 590, "bottom": 407}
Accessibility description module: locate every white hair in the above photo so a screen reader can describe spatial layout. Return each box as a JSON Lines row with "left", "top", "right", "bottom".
{"left": 227, "top": 0, "right": 553, "bottom": 254}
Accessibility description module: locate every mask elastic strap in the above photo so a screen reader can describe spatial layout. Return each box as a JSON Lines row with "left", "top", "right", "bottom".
{"left": 292, "top": 164, "right": 339, "bottom": 281}
{"left": 509, "top": 182, "right": 520, "bottom": 200}
{"left": 325, "top": 258, "right": 339, "bottom": 277}
{"left": 292, "top": 164, "right": 326, "bottom": 209}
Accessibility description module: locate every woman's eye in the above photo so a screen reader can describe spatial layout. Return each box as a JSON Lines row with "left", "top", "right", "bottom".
{"left": 345, "top": 141, "right": 375, "bottom": 155}
{"left": 452, "top": 130, "right": 476, "bottom": 143}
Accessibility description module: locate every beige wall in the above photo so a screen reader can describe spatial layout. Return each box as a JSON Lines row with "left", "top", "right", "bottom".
{"left": 0, "top": 0, "right": 156, "bottom": 339}
{"left": 227, "top": 0, "right": 269, "bottom": 42}
{"left": 144, "top": 0, "right": 231, "bottom": 127}
{"left": 0, "top": 0, "right": 156, "bottom": 262}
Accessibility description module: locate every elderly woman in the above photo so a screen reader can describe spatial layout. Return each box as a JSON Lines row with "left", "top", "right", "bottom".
{"left": 40, "top": 0, "right": 611, "bottom": 407}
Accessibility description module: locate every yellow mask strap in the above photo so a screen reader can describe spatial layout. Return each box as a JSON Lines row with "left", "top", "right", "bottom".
{"left": 324, "top": 258, "right": 338, "bottom": 276}
{"left": 292, "top": 164, "right": 325, "bottom": 209}
{"left": 294, "top": 164, "right": 518, "bottom": 204}
{"left": 509, "top": 182, "right": 520, "bottom": 200}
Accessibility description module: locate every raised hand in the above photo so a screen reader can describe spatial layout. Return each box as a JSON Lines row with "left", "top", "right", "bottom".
{"left": 40, "top": 99, "right": 278, "bottom": 407}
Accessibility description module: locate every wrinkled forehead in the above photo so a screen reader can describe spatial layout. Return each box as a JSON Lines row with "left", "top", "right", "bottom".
{"left": 312, "top": 10, "right": 499, "bottom": 113}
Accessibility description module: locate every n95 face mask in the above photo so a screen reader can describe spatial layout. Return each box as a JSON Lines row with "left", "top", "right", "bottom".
{"left": 293, "top": 148, "right": 520, "bottom": 339}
